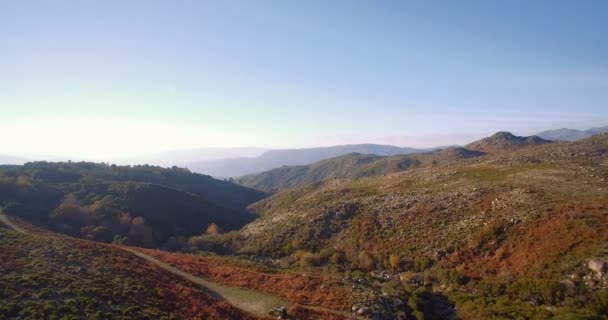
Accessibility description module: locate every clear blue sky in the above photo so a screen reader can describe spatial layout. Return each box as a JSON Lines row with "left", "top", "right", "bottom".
{"left": 1, "top": 1, "right": 607, "bottom": 157}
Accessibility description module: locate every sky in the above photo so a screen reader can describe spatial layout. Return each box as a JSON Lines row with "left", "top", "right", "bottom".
{"left": 1, "top": 0, "right": 607, "bottom": 159}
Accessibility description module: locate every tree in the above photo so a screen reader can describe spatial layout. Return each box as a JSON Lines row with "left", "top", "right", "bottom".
{"left": 50, "top": 196, "right": 91, "bottom": 236}
{"left": 206, "top": 223, "right": 222, "bottom": 235}
{"left": 127, "top": 217, "right": 155, "bottom": 247}
{"left": 389, "top": 254, "right": 401, "bottom": 272}
{"left": 358, "top": 251, "right": 375, "bottom": 271}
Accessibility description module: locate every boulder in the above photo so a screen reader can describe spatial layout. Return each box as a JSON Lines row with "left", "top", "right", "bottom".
{"left": 588, "top": 258, "right": 608, "bottom": 276}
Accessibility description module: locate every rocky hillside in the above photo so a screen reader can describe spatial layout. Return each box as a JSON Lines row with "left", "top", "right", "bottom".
{"left": 239, "top": 134, "right": 606, "bottom": 262}
{"left": 465, "top": 131, "right": 550, "bottom": 153}
{"left": 226, "top": 133, "right": 608, "bottom": 319}
{"left": 236, "top": 147, "right": 486, "bottom": 192}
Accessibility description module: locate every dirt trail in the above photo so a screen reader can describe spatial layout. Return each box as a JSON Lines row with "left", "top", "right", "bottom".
{"left": 0, "top": 212, "right": 355, "bottom": 319}
{"left": 0, "top": 211, "right": 26, "bottom": 234}
{"left": 125, "top": 248, "right": 289, "bottom": 317}
{"left": 125, "top": 248, "right": 356, "bottom": 319}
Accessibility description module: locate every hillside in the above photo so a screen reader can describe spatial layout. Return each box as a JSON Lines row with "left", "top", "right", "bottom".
{"left": 187, "top": 144, "right": 432, "bottom": 178}
{"left": 235, "top": 153, "right": 383, "bottom": 192}
{"left": 236, "top": 147, "right": 485, "bottom": 192}
{"left": 537, "top": 126, "right": 608, "bottom": 141}
{"left": 0, "top": 224, "right": 255, "bottom": 320}
{"left": 465, "top": 131, "right": 550, "bottom": 153}
{"left": 0, "top": 162, "right": 267, "bottom": 248}
{"left": 226, "top": 134, "right": 608, "bottom": 319}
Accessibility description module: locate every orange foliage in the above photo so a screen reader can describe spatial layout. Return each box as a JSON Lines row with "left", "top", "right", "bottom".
{"left": 206, "top": 223, "right": 222, "bottom": 235}
{"left": 449, "top": 203, "right": 608, "bottom": 278}
{"left": 135, "top": 248, "right": 350, "bottom": 311}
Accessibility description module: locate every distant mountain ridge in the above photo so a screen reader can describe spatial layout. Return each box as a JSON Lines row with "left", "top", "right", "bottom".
{"left": 187, "top": 144, "right": 435, "bottom": 178}
{"left": 236, "top": 132, "right": 560, "bottom": 192}
{"left": 236, "top": 147, "right": 486, "bottom": 192}
{"left": 536, "top": 126, "right": 608, "bottom": 141}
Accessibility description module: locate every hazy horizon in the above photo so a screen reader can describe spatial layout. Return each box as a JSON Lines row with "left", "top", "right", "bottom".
{"left": 2, "top": 1, "right": 607, "bottom": 159}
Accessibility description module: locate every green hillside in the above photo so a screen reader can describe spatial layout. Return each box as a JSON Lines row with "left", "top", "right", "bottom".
{"left": 0, "top": 162, "right": 267, "bottom": 248}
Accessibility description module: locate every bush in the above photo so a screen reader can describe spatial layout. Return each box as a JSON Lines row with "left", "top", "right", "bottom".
{"left": 357, "top": 251, "right": 375, "bottom": 271}
{"left": 293, "top": 250, "right": 322, "bottom": 267}
{"left": 413, "top": 256, "right": 433, "bottom": 272}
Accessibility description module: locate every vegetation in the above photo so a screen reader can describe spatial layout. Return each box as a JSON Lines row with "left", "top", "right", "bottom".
{"left": 228, "top": 134, "right": 608, "bottom": 319}
{"left": 3, "top": 133, "right": 608, "bottom": 319}
{"left": 0, "top": 162, "right": 267, "bottom": 248}
{"left": 134, "top": 248, "right": 350, "bottom": 311}
{"left": 236, "top": 147, "right": 485, "bottom": 192}
{"left": 0, "top": 227, "right": 254, "bottom": 320}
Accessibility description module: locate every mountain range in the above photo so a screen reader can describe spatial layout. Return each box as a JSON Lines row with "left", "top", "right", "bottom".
{"left": 235, "top": 132, "right": 544, "bottom": 192}
{"left": 186, "top": 144, "right": 438, "bottom": 178}
{"left": 536, "top": 126, "right": 608, "bottom": 141}
{"left": 3, "top": 131, "right": 608, "bottom": 319}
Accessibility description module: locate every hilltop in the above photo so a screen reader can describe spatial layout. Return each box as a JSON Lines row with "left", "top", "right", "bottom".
{"left": 465, "top": 131, "right": 550, "bottom": 153}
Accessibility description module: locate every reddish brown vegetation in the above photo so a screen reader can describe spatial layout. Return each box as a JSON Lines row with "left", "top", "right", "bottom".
{"left": 65, "top": 238, "right": 260, "bottom": 319}
{"left": 287, "top": 304, "right": 348, "bottom": 320}
{"left": 0, "top": 221, "right": 259, "bottom": 320}
{"left": 449, "top": 203, "right": 608, "bottom": 278}
{"left": 135, "top": 248, "right": 350, "bottom": 311}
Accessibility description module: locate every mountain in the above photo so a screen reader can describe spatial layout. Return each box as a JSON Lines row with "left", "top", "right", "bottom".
{"left": 121, "top": 147, "right": 268, "bottom": 167}
{"left": 213, "top": 134, "right": 608, "bottom": 318}
{"left": 187, "top": 144, "right": 434, "bottom": 178}
{"left": 465, "top": 131, "right": 550, "bottom": 153}
{"left": 236, "top": 147, "right": 485, "bottom": 192}
{"left": 0, "top": 162, "right": 267, "bottom": 248}
{"left": 537, "top": 126, "right": 608, "bottom": 141}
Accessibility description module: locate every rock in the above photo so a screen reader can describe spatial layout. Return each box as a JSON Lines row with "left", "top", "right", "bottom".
{"left": 588, "top": 258, "right": 608, "bottom": 276}
{"left": 435, "top": 250, "right": 448, "bottom": 260}
{"left": 559, "top": 279, "right": 575, "bottom": 290}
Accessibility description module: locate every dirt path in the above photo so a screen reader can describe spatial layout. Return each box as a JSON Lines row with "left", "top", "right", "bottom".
{"left": 0, "top": 211, "right": 26, "bottom": 234}
{"left": 0, "top": 212, "right": 354, "bottom": 319}
{"left": 125, "top": 248, "right": 358, "bottom": 319}
{"left": 125, "top": 248, "right": 289, "bottom": 318}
